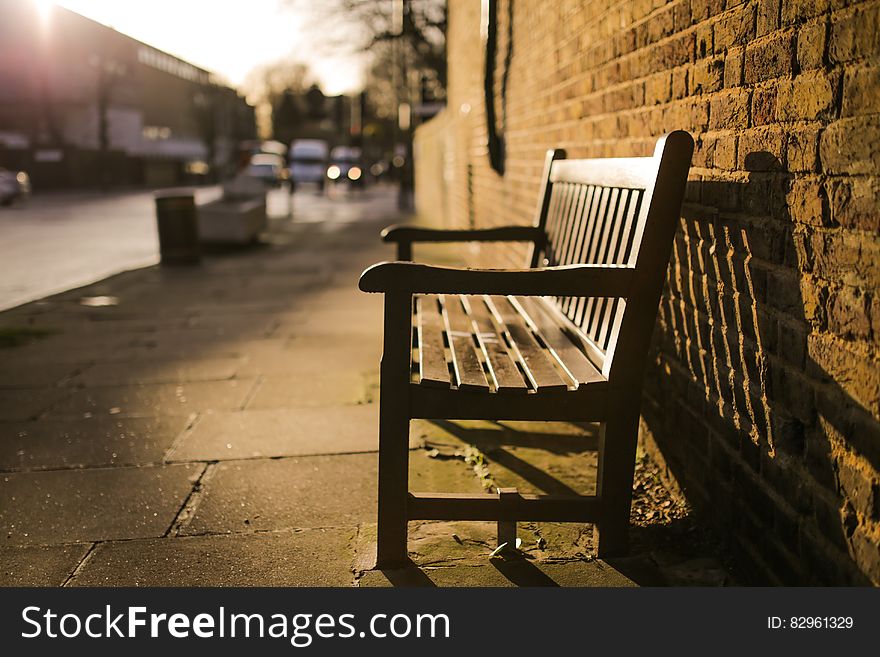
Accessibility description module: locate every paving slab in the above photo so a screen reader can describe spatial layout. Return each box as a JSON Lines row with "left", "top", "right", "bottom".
{"left": 70, "top": 529, "right": 356, "bottom": 587}
{"left": 237, "top": 336, "right": 380, "bottom": 377}
{"left": 0, "top": 360, "right": 83, "bottom": 388}
{"left": 1, "top": 463, "right": 201, "bottom": 545}
{"left": 0, "top": 387, "right": 72, "bottom": 421}
{"left": 246, "top": 372, "right": 374, "bottom": 409}
{"left": 71, "top": 357, "right": 243, "bottom": 386}
{"left": 0, "top": 544, "right": 90, "bottom": 586}
{"left": 0, "top": 416, "right": 189, "bottom": 470}
{"left": 46, "top": 379, "right": 257, "bottom": 417}
{"left": 183, "top": 454, "right": 378, "bottom": 534}
{"left": 167, "top": 406, "right": 381, "bottom": 461}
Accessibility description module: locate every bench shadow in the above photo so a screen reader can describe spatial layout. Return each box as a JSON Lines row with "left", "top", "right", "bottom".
{"left": 489, "top": 557, "right": 561, "bottom": 586}
{"left": 642, "top": 150, "right": 875, "bottom": 584}
{"left": 429, "top": 418, "right": 594, "bottom": 496}
{"left": 373, "top": 559, "right": 438, "bottom": 587}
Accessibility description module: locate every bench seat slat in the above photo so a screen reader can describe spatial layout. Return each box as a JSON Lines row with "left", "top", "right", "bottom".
{"left": 465, "top": 296, "right": 529, "bottom": 392}
{"left": 442, "top": 295, "right": 490, "bottom": 390}
{"left": 512, "top": 296, "right": 605, "bottom": 387}
{"left": 487, "top": 296, "right": 570, "bottom": 392}
{"left": 417, "top": 295, "right": 451, "bottom": 387}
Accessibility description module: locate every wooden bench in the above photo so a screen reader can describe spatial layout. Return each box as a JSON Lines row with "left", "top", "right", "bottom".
{"left": 359, "top": 131, "right": 694, "bottom": 567}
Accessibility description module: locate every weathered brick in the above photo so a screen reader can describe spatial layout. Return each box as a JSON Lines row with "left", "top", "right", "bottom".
{"left": 766, "top": 268, "right": 804, "bottom": 315}
{"left": 744, "top": 31, "right": 796, "bottom": 83}
{"left": 757, "top": 0, "right": 782, "bottom": 37}
{"left": 708, "top": 88, "right": 750, "bottom": 129}
{"left": 820, "top": 117, "right": 880, "bottom": 175}
{"left": 842, "top": 65, "right": 880, "bottom": 117}
{"left": 787, "top": 178, "right": 828, "bottom": 227}
{"left": 827, "top": 285, "right": 872, "bottom": 341}
{"left": 812, "top": 489, "right": 850, "bottom": 549}
{"left": 826, "top": 177, "right": 880, "bottom": 232}
{"left": 692, "top": 55, "right": 725, "bottom": 94}
{"left": 647, "top": 5, "right": 676, "bottom": 44}
{"left": 811, "top": 231, "right": 880, "bottom": 288}
{"left": 775, "top": 70, "right": 838, "bottom": 121}
{"left": 696, "top": 22, "right": 714, "bottom": 59}
{"left": 768, "top": 357, "right": 817, "bottom": 424}
{"left": 786, "top": 128, "right": 819, "bottom": 173}
{"left": 797, "top": 20, "right": 827, "bottom": 70}
{"left": 713, "top": 133, "right": 737, "bottom": 169}
{"left": 751, "top": 85, "right": 778, "bottom": 126}
{"left": 850, "top": 528, "right": 880, "bottom": 584}
{"left": 645, "top": 71, "right": 672, "bottom": 105}
{"left": 828, "top": 5, "right": 880, "bottom": 63}
{"left": 671, "top": 65, "right": 689, "bottom": 99}
{"left": 715, "top": 3, "right": 757, "bottom": 51}
{"left": 738, "top": 127, "right": 786, "bottom": 170}
{"left": 837, "top": 456, "right": 879, "bottom": 521}
{"left": 808, "top": 336, "right": 880, "bottom": 417}
{"left": 782, "top": 0, "right": 834, "bottom": 25}
{"left": 724, "top": 46, "right": 745, "bottom": 87}
{"left": 778, "top": 319, "right": 808, "bottom": 368}
{"left": 673, "top": 0, "right": 694, "bottom": 32}
{"left": 690, "top": 0, "right": 726, "bottom": 22}
{"left": 800, "top": 275, "right": 828, "bottom": 328}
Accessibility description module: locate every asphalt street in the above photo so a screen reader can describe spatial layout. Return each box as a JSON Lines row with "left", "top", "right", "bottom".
{"left": 0, "top": 185, "right": 308, "bottom": 311}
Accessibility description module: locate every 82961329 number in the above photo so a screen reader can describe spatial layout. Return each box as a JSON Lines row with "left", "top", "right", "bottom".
{"left": 768, "top": 616, "right": 854, "bottom": 629}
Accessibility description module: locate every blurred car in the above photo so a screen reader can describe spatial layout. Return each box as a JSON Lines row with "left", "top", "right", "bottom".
{"left": 244, "top": 153, "right": 288, "bottom": 187}
{"left": 326, "top": 146, "right": 364, "bottom": 187}
{"left": 0, "top": 168, "right": 30, "bottom": 206}
{"left": 288, "top": 139, "right": 329, "bottom": 191}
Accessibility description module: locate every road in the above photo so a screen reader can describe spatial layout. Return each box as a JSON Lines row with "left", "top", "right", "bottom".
{"left": 0, "top": 185, "right": 318, "bottom": 311}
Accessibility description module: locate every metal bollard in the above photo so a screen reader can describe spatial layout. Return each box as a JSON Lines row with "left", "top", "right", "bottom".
{"left": 155, "top": 190, "right": 200, "bottom": 265}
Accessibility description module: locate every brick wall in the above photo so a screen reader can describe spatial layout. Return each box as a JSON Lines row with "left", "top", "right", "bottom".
{"left": 414, "top": 0, "right": 880, "bottom": 584}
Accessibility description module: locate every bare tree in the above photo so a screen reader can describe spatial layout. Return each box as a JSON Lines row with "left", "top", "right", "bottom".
{"left": 285, "top": 0, "right": 447, "bottom": 103}
{"left": 242, "top": 58, "right": 315, "bottom": 139}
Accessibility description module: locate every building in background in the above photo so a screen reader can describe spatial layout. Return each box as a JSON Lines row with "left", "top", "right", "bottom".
{"left": 0, "top": 2, "right": 255, "bottom": 188}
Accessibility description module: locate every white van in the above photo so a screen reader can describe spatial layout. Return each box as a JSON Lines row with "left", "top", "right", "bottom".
{"left": 288, "top": 139, "right": 329, "bottom": 190}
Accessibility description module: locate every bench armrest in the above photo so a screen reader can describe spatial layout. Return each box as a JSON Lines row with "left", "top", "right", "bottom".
{"left": 381, "top": 225, "right": 544, "bottom": 259}
{"left": 381, "top": 224, "right": 544, "bottom": 244}
{"left": 359, "top": 261, "right": 634, "bottom": 297}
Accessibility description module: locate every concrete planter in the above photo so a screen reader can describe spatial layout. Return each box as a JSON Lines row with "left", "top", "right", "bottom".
{"left": 197, "top": 175, "right": 267, "bottom": 244}
{"left": 197, "top": 197, "right": 267, "bottom": 244}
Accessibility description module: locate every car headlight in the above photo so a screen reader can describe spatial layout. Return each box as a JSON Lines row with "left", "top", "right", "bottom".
{"left": 347, "top": 166, "right": 362, "bottom": 181}
{"left": 327, "top": 165, "right": 340, "bottom": 180}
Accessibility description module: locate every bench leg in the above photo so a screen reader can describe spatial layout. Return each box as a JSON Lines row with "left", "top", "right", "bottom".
{"left": 376, "top": 409, "right": 410, "bottom": 567}
{"left": 375, "top": 291, "right": 413, "bottom": 569}
{"left": 595, "top": 407, "right": 640, "bottom": 558}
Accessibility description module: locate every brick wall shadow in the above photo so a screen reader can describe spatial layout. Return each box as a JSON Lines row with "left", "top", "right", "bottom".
{"left": 641, "top": 151, "right": 876, "bottom": 585}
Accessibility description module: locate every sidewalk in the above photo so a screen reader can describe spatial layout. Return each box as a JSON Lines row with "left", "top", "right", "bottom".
{"left": 0, "top": 186, "right": 733, "bottom": 586}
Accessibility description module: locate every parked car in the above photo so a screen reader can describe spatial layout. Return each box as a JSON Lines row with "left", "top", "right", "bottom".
{"left": 326, "top": 146, "right": 364, "bottom": 187}
{"left": 244, "top": 153, "right": 287, "bottom": 187}
{"left": 288, "top": 139, "right": 329, "bottom": 191}
{"left": 0, "top": 168, "right": 30, "bottom": 206}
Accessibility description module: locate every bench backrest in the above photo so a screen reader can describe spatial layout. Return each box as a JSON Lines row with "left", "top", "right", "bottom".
{"left": 528, "top": 131, "right": 694, "bottom": 383}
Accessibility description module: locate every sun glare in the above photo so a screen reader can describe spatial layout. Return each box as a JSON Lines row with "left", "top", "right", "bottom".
{"left": 33, "top": 0, "right": 55, "bottom": 21}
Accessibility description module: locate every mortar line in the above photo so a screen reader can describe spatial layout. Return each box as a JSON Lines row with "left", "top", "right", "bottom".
{"left": 165, "top": 461, "right": 215, "bottom": 537}
{"left": 61, "top": 542, "right": 99, "bottom": 587}
{"left": 239, "top": 373, "right": 265, "bottom": 410}
{"left": 162, "top": 411, "right": 201, "bottom": 462}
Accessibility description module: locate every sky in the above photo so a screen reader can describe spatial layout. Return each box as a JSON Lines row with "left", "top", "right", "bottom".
{"left": 41, "top": 0, "right": 366, "bottom": 95}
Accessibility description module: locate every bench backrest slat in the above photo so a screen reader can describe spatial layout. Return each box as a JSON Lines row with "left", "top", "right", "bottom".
{"left": 529, "top": 131, "right": 694, "bottom": 382}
